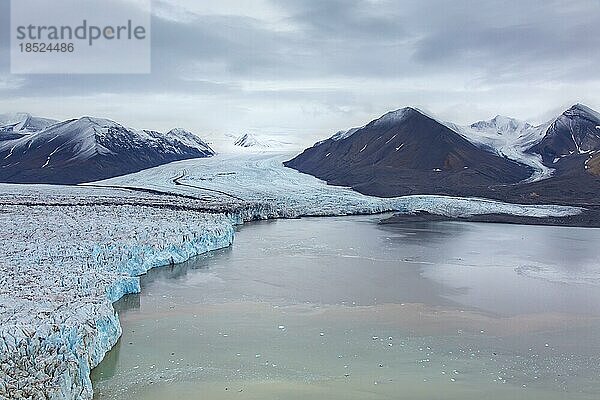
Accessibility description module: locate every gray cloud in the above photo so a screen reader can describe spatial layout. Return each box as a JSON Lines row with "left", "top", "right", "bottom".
{"left": 0, "top": 0, "right": 599, "bottom": 144}
{"left": 410, "top": 1, "right": 600, "bottom": 82}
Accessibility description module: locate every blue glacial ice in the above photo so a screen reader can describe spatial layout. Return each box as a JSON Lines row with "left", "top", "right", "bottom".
{"left": 0, "top": 201, "right": 236, "bottom": 400}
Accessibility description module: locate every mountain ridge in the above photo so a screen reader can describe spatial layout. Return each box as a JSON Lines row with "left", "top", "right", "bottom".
{"left": 0, "top": 115, "right": 214, "bottom": 184}
{"left": 285, "top": 107, "right": 533, "bottom": 198}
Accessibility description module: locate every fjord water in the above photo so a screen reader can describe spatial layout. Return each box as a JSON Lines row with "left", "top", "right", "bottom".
{"left": 92, "top": 216, "right": 600, "bottom": 399}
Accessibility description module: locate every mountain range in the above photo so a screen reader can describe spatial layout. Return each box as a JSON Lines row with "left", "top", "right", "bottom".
{"left": 285, "top": 104, "right": 600, "bottom": 206}
{"left": 0, "top": 115, "right": 214, "bottom": 184}
{"left": 2, "top": 105, "right": 599, "bottom": 206}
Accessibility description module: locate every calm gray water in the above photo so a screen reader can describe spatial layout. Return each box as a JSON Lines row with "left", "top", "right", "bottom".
{"left": 93, "top": 216, "right": 600, "bottom": 399}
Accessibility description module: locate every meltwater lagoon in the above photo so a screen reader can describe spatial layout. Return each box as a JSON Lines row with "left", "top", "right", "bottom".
{"left": 92, "top": 215, "right": 600, "bottom": 400}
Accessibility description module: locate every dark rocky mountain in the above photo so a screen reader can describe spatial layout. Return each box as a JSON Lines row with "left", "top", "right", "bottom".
{"left": 529, "top": 104, "right": 600, "bottom": 177}
{"left": 286, "top": 104, "right": 600, "bottom": 206}
{"left": 0, "top": 116, "right": 214, "bottom": 184}
{"left": 285, "top": 107, "right": 532, "bottom": 197}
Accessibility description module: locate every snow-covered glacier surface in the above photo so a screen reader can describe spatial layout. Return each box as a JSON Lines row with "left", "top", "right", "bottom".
{"left": 98, "top": 152, "right": 581, "bottom": 218}
{"left": 0, "top": 187, "right": 242, "bottom": 400}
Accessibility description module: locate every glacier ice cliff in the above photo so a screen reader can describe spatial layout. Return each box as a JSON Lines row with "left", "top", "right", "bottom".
{"left": 0, "top": 199, "right": 238, "bottom": 400}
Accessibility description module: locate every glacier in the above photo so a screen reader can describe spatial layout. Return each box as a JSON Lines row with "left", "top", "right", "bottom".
{"left": 453, "top": 116, "right": 553, "bottom": 183}
{"left": 0, "top": 152, "right": 584, "bottom": 400}
{"left": 0, "top": 196, "right": 238, "bottom": 400}
{"left": 97, "top": 152, "right": 581, "bottom": 218}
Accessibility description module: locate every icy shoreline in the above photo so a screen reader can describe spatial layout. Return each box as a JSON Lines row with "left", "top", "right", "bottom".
{"left": 0, "top": 153, "right": 585, "bottom": 400}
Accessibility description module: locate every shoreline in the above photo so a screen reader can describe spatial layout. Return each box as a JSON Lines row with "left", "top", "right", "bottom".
{"left": 88, "top": 223, "right": 237, "bottom": 398}
{"left": 380, "top": 209, "right": 600, "bottom": 228}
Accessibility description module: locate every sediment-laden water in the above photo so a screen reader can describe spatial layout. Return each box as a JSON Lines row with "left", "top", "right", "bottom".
{"left": 92, "top": 216, "right": 600, "bottom": 399}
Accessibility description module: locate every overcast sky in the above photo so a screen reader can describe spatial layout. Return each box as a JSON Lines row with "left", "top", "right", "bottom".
{"left": 1, "top": 0, "right": 599, "bottom": 146}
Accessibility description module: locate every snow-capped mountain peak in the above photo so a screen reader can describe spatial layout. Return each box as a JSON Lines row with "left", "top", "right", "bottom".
{"left": 165, "top": 128, "right": 213, "bottom": 152}
{"left": 167, "top": 127, "right": 193, "bottom": 136}
{"left": 372, "top": 107, "right": 416, "bottom": 127}
{"left": 234, "top": 133, "right": 268, "bottom": 148}
{"left": 321, "top": 107, "right": 427, "bottom": 145}
{"left": 568, "top": 103, "right": 600, "bottom": 121}
{"left": 0, "top": 114, "right": 214, "bottom": 184}
{"left": 228, "top": 133, "right": 295, "bottom": 151}
{"left": 0, "top": 112, "right": 31, "bottom": 126}
{"left": 470, "top": 115, "right": 534, "bottom": 136}
{"left": 529, "top": 103, "right": 600, "bottom": 167}
{"left": 0, "top": 113, "right": 58, "bottom": 135}
{"left": 77, "top": 116, "right": 122, "bottom": 127}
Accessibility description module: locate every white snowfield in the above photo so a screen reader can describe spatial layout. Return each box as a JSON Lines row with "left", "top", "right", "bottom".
{"left": 0, "top": 153, "right": 582, "bottom": 400}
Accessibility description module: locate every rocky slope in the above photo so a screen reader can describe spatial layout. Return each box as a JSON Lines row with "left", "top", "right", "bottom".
{"left": 285, "top": 107, "right": 532, "bottom": 198}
